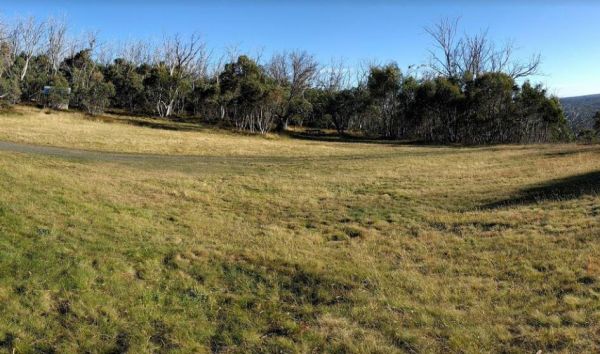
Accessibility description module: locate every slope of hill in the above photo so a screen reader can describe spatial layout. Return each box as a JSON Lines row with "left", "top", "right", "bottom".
{"left": 0, "top": 107, "right": 600, "bottom": 352}
{"left": 560, "top": 94, "right": 600, "bottom": 132}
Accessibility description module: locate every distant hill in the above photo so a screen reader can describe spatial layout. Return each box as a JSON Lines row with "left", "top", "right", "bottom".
{"left": 560, "top": 94, "right": 600, "bottom": 132}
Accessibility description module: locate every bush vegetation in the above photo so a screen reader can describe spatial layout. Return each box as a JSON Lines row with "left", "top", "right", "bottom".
{"left": 0, "top": 16, "right": 571, "bottom": 144}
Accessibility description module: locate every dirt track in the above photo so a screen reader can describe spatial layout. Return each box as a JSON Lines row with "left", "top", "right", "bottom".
{"left": 0, "top": 140, "right": 384, "bottom": 173}
{"left": 0, "top": 140, "right": 265, "bottom": 173}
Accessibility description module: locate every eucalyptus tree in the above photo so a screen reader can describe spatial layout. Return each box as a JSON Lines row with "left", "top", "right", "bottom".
{"left": 306, "top": 59, "right": 352, "bottom": 129}
{"left": 0, "top": 32, "right": 20, "bottom": 102}
{"left": 327, "top": 87, "right": 369, "bottom": 134}
{"left": 425, "top": 17, "right": 461, "bottom": 79}
{"left": 220, "top": 55, "right": 280, "bottom": 133}
{"left": 317, "top": 59, "right": 350, "bottom": 93}
{"left": 61, "top": 49, "right": 115, "bottom": 115}
{"left": 8, "top": 17, "right": 46, "bottom": 82}
{"left": 412, "top": 77, "right": 463, "bottom": 142}
{"left": 268, "top": 50, "right": 319, "bottom": 130}
{"left": 186, "top": 78, "right": 220, "bottom": 120}
{"left": 19, "top": 54, "right": 52, "bottom": 100}
{"left": 45, "top": 72, "right": 70, "bottom": 109}
{"left": 145, "top": 33, "right": 205, "bottom": 117}
{"left": 45, "top": 17, "right": 68, "bottom": 75}
{"left": 464, "top": 72, "right": 517, "bottom": 144}
{"left": 426, "top": 18, "right": 540, "bottom": 81}
{"left": 104, "top": 58, "right": 144, "bottom": 111}
{"left": 366, "top": 63, "right": 402, "bottom": 138}
{"left": 0, "top": 12, "right": 573, "bottom": 144}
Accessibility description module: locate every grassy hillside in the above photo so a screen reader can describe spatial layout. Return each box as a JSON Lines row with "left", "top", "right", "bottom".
{"left": 560, "top": 94, "right": 600, "bottom": 132}
{"left": 0, "top": 107, "right": 599, "bottom": 353}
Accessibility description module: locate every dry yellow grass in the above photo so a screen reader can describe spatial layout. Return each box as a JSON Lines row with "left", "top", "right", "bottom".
{"left": 0, "top": 106, "right": 599, "bottom": 353}
{"left": 0, "top": 105, "right": 384, "bottom": 157}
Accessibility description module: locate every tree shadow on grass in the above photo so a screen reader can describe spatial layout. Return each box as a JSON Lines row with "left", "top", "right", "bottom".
{"left": 483, "top": 171, "right": 600, "bottom": 209}
{"left": 542, "top": 145, "right": 600, "bottom": 158}
{"left": 120, "top": 118, "right": 206, "bottom": 132}
{"left": 287, "top": 131, "right": 465, "bottom": 148}
{"left": 287, "top": 131, "right": 552, "bottom": 152}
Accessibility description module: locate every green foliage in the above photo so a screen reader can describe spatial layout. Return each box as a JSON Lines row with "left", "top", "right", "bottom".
{"left": 518, "top": 82, "right": 571, "bottom": 142}
{"left": 141, "top": 64, "right": 171, "bottom": 116}
{"left": 464, "top": 73, "right": 517, "bottom": 143}
{"left": 0, "top": 76, "right": 21, "bottom": 105}
{"left": 287, "top": 96, "right": 313, "bottom": 126}
{"left": 219, "top": 55, "right": 281, "bottom": 133}
{"left": 594, "top": 111, "right": 600, "bottom": 134}
{"left": 19, "top": 54, "right": 52, "bottom": 101}
{"left": 577, "top": 129, "right": 598, "bottom": 143}
{"left": 580, "top": 112, "right": 600, "bottom": 143}
{"left": 327, "top": 88, "right": 369, "bottom": 134}
{"left": 45, "top": 73, "right": 71, "bottom": 109}
{"left": 367, "top": 64, "right": 401, "bottom": 99}
{"left": 79, "top": 71, "right": 115, "bottom": 115}
{"left": 384, "top": 73, "right": 571, "bottom": 144}
{"left": 0, "top": 17, "right": 574, "bottom": 142}
{"left": 305, "top": 88, "right": 333, "bottom": 128}
{"left": 61, "top": 50, "right": 115, "bottom": 115}
{"left": 413, "top": 77, "right": 464, "bottom": 142}
{"left": 142, "top": 63, "right": 192, "bottom": 117}
{"left": 104, "top": 59, "right": 145, "bottom": 111}
{"left": 367, "top": 64, "right": 403, "bottom": 137}
{"left": 186, "top": 79, "right": 220, "bottom": 120}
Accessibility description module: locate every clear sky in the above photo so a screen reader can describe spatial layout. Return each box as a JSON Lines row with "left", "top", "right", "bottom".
{"left": 1, "top": 0, "right": 599, "bottom": 97}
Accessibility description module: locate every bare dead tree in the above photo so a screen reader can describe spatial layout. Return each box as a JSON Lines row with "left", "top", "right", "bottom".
{"left": 152, "top": 33, "right": 205, "bottom": 116}
{"left": 119, "top": 39, "right": 152, "bottom": 67}
{"left": 64, "top": 33, "right": 82, "bottom": 59}
{"left": 84, "top": 30, "right": 100, "bottom": 55}
{"left": 318, "top": 58, "right": 350, "bottom": 92}
{"left": 46, "top": 16, "right": 68, "bottom": 74}
{"left": 458, "top": 30, "right": 493, "bottom": 79}
{"left": 162, "top": 33, "right": 204, "bottom": 76}
{"left": 425, "top": 17, "right": 461, "bottom": 78}
{"left": 96, "top": 41, "right": 116, "bottom": 66}
{"left": 354, "top": 59, "right": 372, "bottom": 88}
{"left": 267, "top": 52, "right": 288, "bottom": 85}
{"left": 13, "top": 16, "right": 46, "bottom": 81}
{"left": 210, "top": 53, "right": 225, "bottom": 82}
{"left": 267, "top": 50, "right": 318, "bottom": 130}
{"left": 191, "top": 45, "right": 212, "bottom": 80}
{"left": 0, "top": 18, "right": 11, "bottom": 80}
{"left": 489, "top": 39, "right": 514, "bottom": 73}
{"left": 251, "top": 45, "right": 266, "bottom": 66}
{"left": 426, "top": 18, "right": 541, "bottom": 80}
{"left": 489, "top": 40, "right": 541, "bottom": 79}
{"left": 507, "top": 53, "right": 541, "bottom": 79}
{"left": 289, "top": 51, "right": 318, "bottom": 96}
{"left": 0, "top": 16, "right": 7, "bottom": 42}
{"left": 224, "top": 43, "right": 241, "bottom": 63}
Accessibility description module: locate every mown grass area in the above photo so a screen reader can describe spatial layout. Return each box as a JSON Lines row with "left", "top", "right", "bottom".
{"left": 0, "top": 107, "right": 599, "bottom": 353}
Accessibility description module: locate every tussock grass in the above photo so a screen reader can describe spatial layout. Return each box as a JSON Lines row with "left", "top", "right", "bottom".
{"left": 0, "top": 107, "right": 599, "bottom": 352}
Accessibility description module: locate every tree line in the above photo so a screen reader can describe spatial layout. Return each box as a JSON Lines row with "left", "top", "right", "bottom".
{"left": 585, "top": 112, "right": 600, "bottom": 142}
{"left": 0, "top": 16, "right": 571, "bottom": 144}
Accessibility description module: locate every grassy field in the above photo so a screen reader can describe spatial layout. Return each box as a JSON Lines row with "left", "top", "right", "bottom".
{"left": 0, "top": 106, "right": 599, "bottom": 353}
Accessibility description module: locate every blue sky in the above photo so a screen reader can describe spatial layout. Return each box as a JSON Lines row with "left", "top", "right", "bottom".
{"left": 2, "top": 1, "right": 599, "bottom": 97}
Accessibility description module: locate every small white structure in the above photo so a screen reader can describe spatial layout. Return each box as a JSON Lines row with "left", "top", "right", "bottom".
{"left": 42, "top": 86, "right": 72, "bottom": 110}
